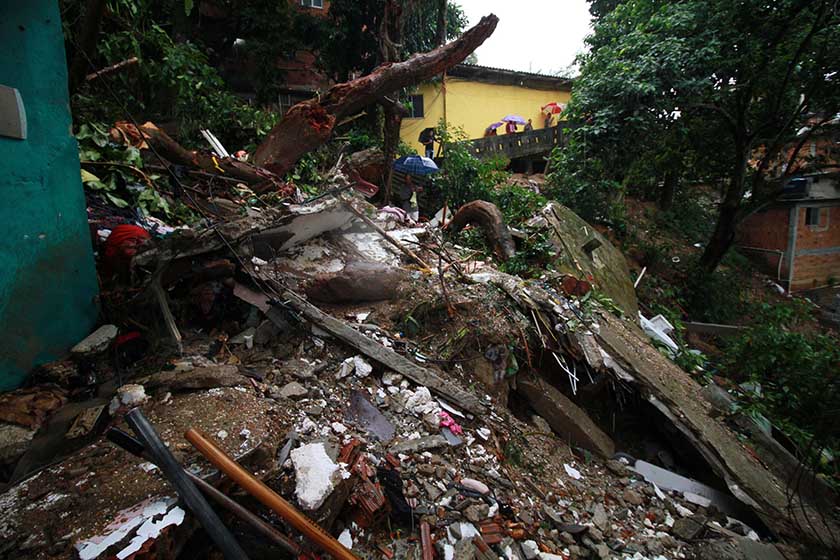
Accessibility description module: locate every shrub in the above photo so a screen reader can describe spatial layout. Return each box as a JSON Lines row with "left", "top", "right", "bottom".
{"left": 722, "top": 301, "right": 840, "bottom": 471}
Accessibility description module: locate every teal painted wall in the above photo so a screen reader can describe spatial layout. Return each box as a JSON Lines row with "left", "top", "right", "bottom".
{"left": 0, "top": 1, "right": 99, "bottom": 390}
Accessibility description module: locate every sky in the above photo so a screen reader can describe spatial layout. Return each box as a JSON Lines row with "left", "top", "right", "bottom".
{"left": 455, "top": 0, "right": 592, "bottom": 76}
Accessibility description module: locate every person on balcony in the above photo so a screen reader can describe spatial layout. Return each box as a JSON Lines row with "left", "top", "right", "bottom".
{"left": 524, "top": 119, "right": 533, "bottom": 132}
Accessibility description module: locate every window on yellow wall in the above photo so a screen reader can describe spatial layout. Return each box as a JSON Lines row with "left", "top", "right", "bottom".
{"left": 407, "top": 94, "right": 424, "bottom": 118}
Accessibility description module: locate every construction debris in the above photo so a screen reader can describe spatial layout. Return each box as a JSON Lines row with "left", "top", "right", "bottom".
{"left": 0, "top": 157, "right": 835, "bottom": 560}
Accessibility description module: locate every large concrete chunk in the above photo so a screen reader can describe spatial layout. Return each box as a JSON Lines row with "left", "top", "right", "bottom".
{"left": 516, "top": 376, "right": 614, "bottom": 458}
{"left": 595, "top": 311, "right": 840, "bottom": 548}
{"left": 531, "top": 203, "right": 639, "bottom": 319}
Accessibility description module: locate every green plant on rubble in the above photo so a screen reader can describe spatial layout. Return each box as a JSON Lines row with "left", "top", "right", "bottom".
{"left": 435, "top": 122, "right": 509, "bottom": 209}
{"left": 77, "top": 122, "right": 194, "bottom": 221}
{"left": 500, "top": 230, "right": 554, "bottom": 278}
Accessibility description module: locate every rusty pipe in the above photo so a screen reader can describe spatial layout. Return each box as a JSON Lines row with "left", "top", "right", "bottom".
{"left": 185, "top": 428, "right": 358, "bottom": 560}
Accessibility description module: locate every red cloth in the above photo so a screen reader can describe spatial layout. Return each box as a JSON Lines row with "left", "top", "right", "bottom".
{"left": 102, "top": 224, "right": 150, "bottom": 277}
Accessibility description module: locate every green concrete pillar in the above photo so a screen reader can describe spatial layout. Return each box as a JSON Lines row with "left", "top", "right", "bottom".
{"left": 0, "top": 1, "right": 99, "bottom": 390}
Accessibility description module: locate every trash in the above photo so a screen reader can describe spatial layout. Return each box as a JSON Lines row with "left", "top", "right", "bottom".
{"left": 71, "top": 324, "right": 119, "bottom": 356}
{"left": 439, "top": 411, "right": 463, "bottom": 435}
{"left": 563, "top": 463, "right": 583, "bottom": 480}
{"left": 345, "top": 390, "right": 396, "bottom": 442}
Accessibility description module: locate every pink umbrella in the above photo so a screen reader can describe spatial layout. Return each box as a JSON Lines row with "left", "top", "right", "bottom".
{"left": 486, "top": 121, "right": 504, "bottom": 130}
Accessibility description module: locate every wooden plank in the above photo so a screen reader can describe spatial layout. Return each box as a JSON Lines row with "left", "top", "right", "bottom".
{"left": 234, "top": 283, "right": 485, "bottom": 414}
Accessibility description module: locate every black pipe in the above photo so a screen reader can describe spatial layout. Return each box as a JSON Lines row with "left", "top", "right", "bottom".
{"left": 106, "top": 428, "right": 300, "bottom": 555}
{"left": 125, "top": 408, "right": 250, "bottom": 560}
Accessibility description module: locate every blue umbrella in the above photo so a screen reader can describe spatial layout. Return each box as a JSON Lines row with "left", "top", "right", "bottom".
{"left": 502, "top": 115, "right": 527, "bottom": 125}
{"left": 393, "top": 155, "right": 439, "bottom": 176}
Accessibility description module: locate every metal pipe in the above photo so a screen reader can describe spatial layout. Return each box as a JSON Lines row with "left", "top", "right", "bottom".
{"left": 125, "top": 410, "right": 249, "bottom": 560}
{"left": 185, "top": 428, "right": 359, "bottom": 560}
{"left": 106, "top": 428, "right": 300, "bottom": 555}
{"left": 735, "top": 245, "right": 785, "bottom": 282}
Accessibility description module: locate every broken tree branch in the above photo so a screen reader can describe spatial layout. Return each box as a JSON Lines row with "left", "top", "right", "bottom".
{"left": 85, "top": 56, "right": 139, "bottom": 82}
{"left": 253, "top": 14, "right": 499, "bottom": 174}
{"left": 115, "top": 121, "right": 274, "bottom": 185}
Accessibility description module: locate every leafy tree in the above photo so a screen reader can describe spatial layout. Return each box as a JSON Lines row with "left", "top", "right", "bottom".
{"left": 553, "top": 0, "right": 840, "bottom": 273}
{"left": 322, "top": 0, "right": 467, "bottom": 80}
{"left": 723, "top": 301, "right": 840, "bottom": 477}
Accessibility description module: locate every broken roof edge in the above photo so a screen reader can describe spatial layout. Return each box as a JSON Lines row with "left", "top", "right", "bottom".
{"left": 448, "top": 63, "right": 573, "bottom": 92}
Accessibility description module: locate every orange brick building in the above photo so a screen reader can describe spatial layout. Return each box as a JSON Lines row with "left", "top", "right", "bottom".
{"left": 738, "top": 173, "right": 840, "bottom": 291}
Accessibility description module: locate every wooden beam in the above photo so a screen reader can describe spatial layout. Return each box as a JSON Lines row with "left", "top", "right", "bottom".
{"left": 233, "top": 283, "right": 484, "bottom": 414}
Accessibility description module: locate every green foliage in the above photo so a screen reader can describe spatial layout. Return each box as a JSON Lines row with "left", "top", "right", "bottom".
{"left": 434, "top": 123, "right": 510, "bottom": 209}
{"left": 499, "top": 231, "right": 554, "bottom": 278}
{"left": 546, "top": 143, "right": 625, "bottom": 227}
{"left": 67, "top": 7, "right": 279, "bottom": 150}
{"left": 323, "top": 0, "right": 467, "bottom": 79}
{"left": 76, "top": 122, "right": 196, "bottom": 222}
{"left": 554, "top": 0, "right": 840, "bottom": 271}
{"left": 723, "top": 301, "right": 840, "bottom": 466}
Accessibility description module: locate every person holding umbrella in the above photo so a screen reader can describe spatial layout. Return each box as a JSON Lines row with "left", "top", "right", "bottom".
{"left": 418, "top": 127, "right": 436, "bottom": 158}
{"left": 485, "top": 121, "right": 503, "bottom": 136}
{"left": 502, "top": 115, "right": 526, "bottom": 134}
{"left": 393, "top": 154, "right": 439, "bottom": 218}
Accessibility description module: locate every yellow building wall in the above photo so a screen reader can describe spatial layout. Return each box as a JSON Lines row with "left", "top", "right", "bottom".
{"left": 400, "top": 78, "right": 572, "bottom": 155}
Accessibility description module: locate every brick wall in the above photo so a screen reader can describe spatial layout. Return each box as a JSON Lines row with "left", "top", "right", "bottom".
{"left": 737, "top": 206, "right": 790, "bottom": 277}
{"left": 791, "top": 204, "right": 840, "bottom": 290}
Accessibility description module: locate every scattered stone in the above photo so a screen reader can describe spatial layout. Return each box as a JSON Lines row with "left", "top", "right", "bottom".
{"left": 593, "top": 543, "right": 610, "bottom": 559}
{"left": 108, "top": 384, "right": 147, "bottom": 415}
{"left": 623, "top": 488, "right": 644, "bottom": 506}
{"left": 278, "top": 381, "right": 308, "bottom": 399}
{"left": 463, "top": 503, "right": 489, "bottom": 523}
{"left": 531, "top": 414, "right": 552, "bottom": 433}
{"left": 671, "top": 515, "right": 707, "bottom": 541}
{"left": 592, "top": 503, "right": 608, "bottom": 532}
{"left": 606, "top": 460, "right": 626, "bottom": 476}
{"left": 390, "top": 435, "right": 449, "bottom": 454}
{"left": 521, "top": 540, "right": 540, "bottom": 560}
{"left": 337, "top": 355, "right": 373, "bottom": 379}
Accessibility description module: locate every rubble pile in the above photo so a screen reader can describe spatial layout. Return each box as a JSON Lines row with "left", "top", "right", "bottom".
{"left": 0, "top": 162, "right": 837, "bottom": 560}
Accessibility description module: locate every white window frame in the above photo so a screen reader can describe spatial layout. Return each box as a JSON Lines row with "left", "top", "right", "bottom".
{"left": 805, "top": 206, "right": 830, "bottom": 232}
{"left": 301, "top": 0, "right": 324, "bottom": 8}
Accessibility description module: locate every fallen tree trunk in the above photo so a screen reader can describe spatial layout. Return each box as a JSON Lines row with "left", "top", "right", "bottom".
{"left": 114, "top": 121, "right": 275, "bottom": 185}
{"left": 254, "top": 14, "right": 499, "bottom": 174}
{"left": 447, "top": 200, "right": 516, "bottom": 261}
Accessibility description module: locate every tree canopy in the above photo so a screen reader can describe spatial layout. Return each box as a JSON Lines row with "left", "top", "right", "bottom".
{"left": 551, "top": 0, "right": 840, "bottom": 272}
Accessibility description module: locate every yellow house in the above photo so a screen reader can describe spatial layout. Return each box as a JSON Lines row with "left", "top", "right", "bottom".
{"left": 400, "top": 64, "right": 572, "bottom": 155}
